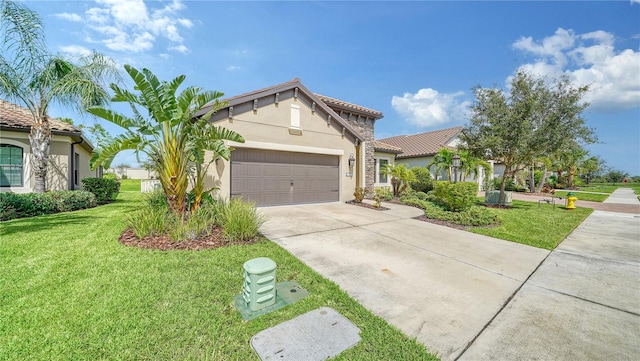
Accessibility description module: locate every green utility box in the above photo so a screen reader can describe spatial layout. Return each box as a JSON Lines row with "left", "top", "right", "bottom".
{"left": 243, "top": 257, "right": 277, "bottom": 311}
{"left": 485, "top": 190, "right": 512, "bottom": 205}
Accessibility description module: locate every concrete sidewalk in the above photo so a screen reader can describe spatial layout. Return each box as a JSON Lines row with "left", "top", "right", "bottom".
{"left": 460, "top": 191, "right": 640, "bottom": 360}
{"left": 259, "top": 202, "right": 548, "bottom": 360}
{"left": 604, "top": 187, "right": 640, "bottom": 205}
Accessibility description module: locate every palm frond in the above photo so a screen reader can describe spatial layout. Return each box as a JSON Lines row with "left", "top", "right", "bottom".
{"left": 90, "top": 132, "right": 144, "bottom": 169}
{"left": 86, "top": 106, "right": 146, "bottom": 130}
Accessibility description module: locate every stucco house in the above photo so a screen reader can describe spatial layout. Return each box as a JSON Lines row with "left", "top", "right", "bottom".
{"left": 0, "top": 99, "right": 99, "bottom": 193}
{"left": 377, "top": 126, "right": 493, "bottom": 189}
{"left": 198, "top": 78, "right": 383, "bottom": 206}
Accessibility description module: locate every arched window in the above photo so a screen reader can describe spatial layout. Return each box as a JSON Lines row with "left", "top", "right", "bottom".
{"left": 0, "top": 144, "right": 23, "bottom": 187}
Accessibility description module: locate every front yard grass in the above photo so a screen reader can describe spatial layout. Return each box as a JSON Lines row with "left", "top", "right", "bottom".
{"left": 470, "top": 200, "right": 593, "bottom": 250}
{"left": 553, "top": 190, "right": 609, "bottom": 202}
{"left": 119, "top": 178, "right": 141, "bottom": 192}
{"left": 0, "top": 192, "right": 436, "bottom": 360}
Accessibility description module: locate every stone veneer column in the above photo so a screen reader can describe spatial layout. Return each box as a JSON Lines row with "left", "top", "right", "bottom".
{"left": 344, "top": 115, "right": 375, "bottom": 195}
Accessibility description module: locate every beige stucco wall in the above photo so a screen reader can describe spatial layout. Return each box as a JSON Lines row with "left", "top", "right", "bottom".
{"left": 1, "top": 130, "right": 95, "bottom": 193}
{"left": 209, "top": 96, "right": 359, "bottom": 203}
{"left": 373, "top": 151, "right": 395, "bottom": 188}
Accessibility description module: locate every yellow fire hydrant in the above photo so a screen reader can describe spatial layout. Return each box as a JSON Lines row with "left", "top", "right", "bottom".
{"left": 566, "top": 191, "right": 577, "bottom": 210}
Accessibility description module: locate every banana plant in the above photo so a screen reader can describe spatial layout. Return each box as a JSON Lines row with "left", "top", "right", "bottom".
{"left": 187, "top": 120, "right": 244, "bottom": 213}
{"left": 88, "top": 65, "right": 240, "bottom": 215}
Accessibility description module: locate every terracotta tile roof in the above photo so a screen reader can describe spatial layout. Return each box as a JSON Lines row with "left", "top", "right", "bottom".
{"left": 0, "top": 99, "right": 81, "bottom": 133}
{"left": 377, "top": 126, "right": 463, "bottom": 159}
{"left": 373, "top": 140, "right": 402, "bottom": 154}
{"left": 314, "top": 93, "right": 383, "bottom": 119}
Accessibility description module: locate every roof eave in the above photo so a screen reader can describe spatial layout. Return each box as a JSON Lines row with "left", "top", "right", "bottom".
{"left": 197, "top": 79, "right": 365, "bottom": 143}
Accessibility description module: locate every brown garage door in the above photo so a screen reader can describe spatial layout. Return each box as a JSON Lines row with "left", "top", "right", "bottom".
{"left": 231, "top": 148, "right": 339, "bottom": 206}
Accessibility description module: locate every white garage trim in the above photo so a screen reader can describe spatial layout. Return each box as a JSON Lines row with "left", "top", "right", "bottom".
{"left": 228, "top": 140, "right": 345, "bottom": 156}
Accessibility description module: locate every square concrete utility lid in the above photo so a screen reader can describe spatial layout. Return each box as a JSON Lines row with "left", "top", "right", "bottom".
{"left": 251, "top": 307, "right": 361, "bottom": 360}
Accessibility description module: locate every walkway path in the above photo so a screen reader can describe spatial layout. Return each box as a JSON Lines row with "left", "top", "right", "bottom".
{"left": 460, "top": 189, "right": 640, "bottom": 360}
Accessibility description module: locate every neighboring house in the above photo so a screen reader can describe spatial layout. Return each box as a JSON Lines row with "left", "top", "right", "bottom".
{"left": 0, "top": 99, "right": 100, "bottom": 193}
{"left": 197, "top": 78, "right": 384, "bottom": 206}
{"left": 377, "top": 126, "right": 493, "bottom": 189}
{"left": 105, "top": 167, "right": 157, "bottom": 180}
{"left": 372, "top": 140, "right": 402, "bottom": 188}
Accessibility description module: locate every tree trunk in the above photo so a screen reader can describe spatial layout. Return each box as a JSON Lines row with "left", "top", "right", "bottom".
{"left": 567, "top": 169, "right": 575, "bottom": 188}
{"left": 536, "top": 166, "right": 547, "bottom": 193}
{"left": 499, "top": 168, "right": 509, "bottom": 205}
{"left": 29, "top": 120, "right": 51, "bottom": 193}
{"left": 529, "top": 165, "right": 535, "bottom": 193}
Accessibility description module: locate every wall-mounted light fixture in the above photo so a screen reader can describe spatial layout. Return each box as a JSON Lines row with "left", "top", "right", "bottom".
{"left": 348, "top": 153, "right": 355, "bottom": 170}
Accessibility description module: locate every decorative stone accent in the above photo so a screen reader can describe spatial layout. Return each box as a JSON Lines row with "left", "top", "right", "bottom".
{"left": 346, "top": 115, "right": 376, "bottom": 194}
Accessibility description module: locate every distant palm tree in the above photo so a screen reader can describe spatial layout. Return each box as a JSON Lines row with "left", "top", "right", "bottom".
{"left": 428, "top": 148, "right": 455, "bottom": 181}
{"left": 0, "top": 0, "right": 119, "bottom": 192}
{"left": 382, "top": 163, "right": 415, "bottom": 197}
{"left": 458, "top": 149, "right": 491, "bottom": 181}
{"left": 88, "top": 65, "right": 244, "bottom": 215}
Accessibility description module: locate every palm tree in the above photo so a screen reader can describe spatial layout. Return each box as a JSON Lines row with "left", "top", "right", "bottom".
{"left": 88, "top": 65, "right": 244, "bottom": 215}
{"left": 458, "top": 149, "right": 491, "bottom": 181}
{"left": 382, "top": 163, "right": 416, "bottom": 197}
{"left": 0, "top": 0, "right": 119, "bottom": 192}
{"left": 550, "top": 145, "right": 588, "bottom": 188}
{"left": 428, "top": 148, "right": 455, "bottom": 181}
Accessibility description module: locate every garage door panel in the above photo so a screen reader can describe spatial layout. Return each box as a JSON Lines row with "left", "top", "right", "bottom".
{"left": 231, "top": 149, "right": 339, "bottom": 206}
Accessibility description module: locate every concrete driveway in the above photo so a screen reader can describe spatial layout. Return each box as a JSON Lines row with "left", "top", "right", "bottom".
{"left": 259, "top": 202, "right": 549, "bottom": 360}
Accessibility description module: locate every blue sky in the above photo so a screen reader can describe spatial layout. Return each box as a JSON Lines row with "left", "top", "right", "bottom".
{"left": 28, "top": 0, "right": 640, "bottom": 175}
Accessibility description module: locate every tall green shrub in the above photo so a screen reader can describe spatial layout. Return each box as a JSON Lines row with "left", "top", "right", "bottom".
{"left": 432, "top": 181, "right": 478, "bottom": 211}
{"left": 82, "top": 178, "right": 120, "bottom": 204}
{"left": 410, "top": 167, "right": 434, "bottom": 193}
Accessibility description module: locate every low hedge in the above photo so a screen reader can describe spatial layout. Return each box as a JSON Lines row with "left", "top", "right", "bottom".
{"left": 432, "top": 181, "right": 478, "bottom": 211}
{"left": 0, "top": 191, "right": 97, "bottom": 221}
{"left": 400, "top": 196, "right": 499, "bottom": 227}
{"left": 82, "top": 178, "right": 120, "bottom": 204}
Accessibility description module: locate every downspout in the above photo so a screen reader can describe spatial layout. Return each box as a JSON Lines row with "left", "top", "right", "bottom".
{"left": 70, "top": 139, "right": 84, "bottom": 190}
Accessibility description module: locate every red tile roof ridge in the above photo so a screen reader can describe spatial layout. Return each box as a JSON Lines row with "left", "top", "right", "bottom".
{"left": 0, "top": 99, "right": 81, "bottom": 133}
{"left": 377, "top": 126, "right": 463, "bottom": 158}
{"left": 314, "top": 93, "right": 383, "bottom": 118}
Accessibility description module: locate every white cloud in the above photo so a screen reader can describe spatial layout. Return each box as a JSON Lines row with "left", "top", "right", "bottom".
{"left": 632, "top": 0, "right": 640, "bottom": 4}
{"left": 391, "top": 88, "right": 471, "bottom": 128}
{"left": 55, "top": 12, "right": 82, "bottom": 22}
{"left": 60, "top": 45, "right": 92, "bottom": 58}
{"left": 168, "top": 44, "right": 189, "bottom": 54}
{"left": 513, "top": 28, "right": 640, "bottom": 111}
{"left": 58, "top": 0, "right": 193, "bottom": 54}
{"left": 226, "top": 65, "right": 241, "bottom": 71}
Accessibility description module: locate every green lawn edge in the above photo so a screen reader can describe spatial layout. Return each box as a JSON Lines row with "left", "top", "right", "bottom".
{"left": 470, "top": 200, "right": 593, "bottom": 250}
{"left": 0, "top": 192, "right": 437, "bottom": 361}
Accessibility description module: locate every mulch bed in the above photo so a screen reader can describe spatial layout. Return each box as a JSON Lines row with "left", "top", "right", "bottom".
{"left": 345, "top": 201, "right": 390, "bottom": 211}
{"left": 413, "top": 215, "right": 471, "bottom": 230}
{"left": 118, "top": 228, "right": 258, "bottom": 251}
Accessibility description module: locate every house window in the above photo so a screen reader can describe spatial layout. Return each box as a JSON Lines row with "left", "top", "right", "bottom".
{"left": 74, "top": 153, "right": 80, "bottom": 186}
{"left": 375, "top": 158, "right": 389, "bottom": 184}
{"left": 0, "top": 144, "right": 23, "bottom": 187}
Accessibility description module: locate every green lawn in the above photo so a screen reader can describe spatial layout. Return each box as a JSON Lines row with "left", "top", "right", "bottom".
{"left": 0, "top": 192, "right": 436, "bottom": 360}
{"left": 119, "top": 178, "right": 141, "bottom": 192}
{"left": 577, "top": 184, "right": 618, "bottom": 193}
{"left": 553, "top": 190, "right": 609, "bottom": 202}
{"left": 471, "top": 200, "right": 593, "bottom": 250}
